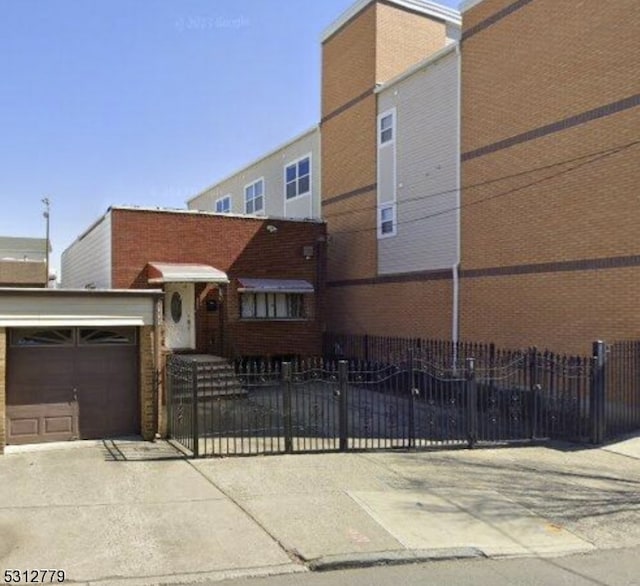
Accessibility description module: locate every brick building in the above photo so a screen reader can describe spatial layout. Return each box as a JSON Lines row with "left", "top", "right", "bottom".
{"left": 459, "top": 0, "right": 640, "bottom": 353}
{"left": 61, "top": 207, "right": 326, "bottom": 358}
{"left": 320, "top": 0, "right": 462, "bottom": 340}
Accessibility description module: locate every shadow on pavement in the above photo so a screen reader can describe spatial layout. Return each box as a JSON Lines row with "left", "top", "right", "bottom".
{"left": 101, "top": 438, "right": 187, "bottom": 462}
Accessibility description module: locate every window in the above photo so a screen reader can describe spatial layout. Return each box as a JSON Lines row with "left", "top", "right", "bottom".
{"left": 11, "top": 328, "right": 74, "bottom": 346}
{"left": 245, "top": 178, "right": 264, "bottom": 214}
{"left": 379, "top": 111, "right": 394, "bottom": 145}
{"left": 378, "top": 204, "right": 397, "bottom": 238}
{"left": 285, "top": 155, "right": 311, "bottom": 199}
{"left": 215, "top": 195, "right": 231, "bottom": 214}
{"left": 240, "top": 293, "right": 306, "bottom": 319}
{"left": 79, "top": 328, "right": 136, "bottom": 345}
{"left": 170, "top": 292, "right": 182, "bottom": 323}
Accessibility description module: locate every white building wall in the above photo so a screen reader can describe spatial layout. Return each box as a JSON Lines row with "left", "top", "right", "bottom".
{"left": 61, "top": 212, "right": 112, "bottom": 289}
{"left": 376, "top": 47, "right": 459, "bottom": 275}
{"left": 187, "top": 127, "right": 321, "bottom": 220}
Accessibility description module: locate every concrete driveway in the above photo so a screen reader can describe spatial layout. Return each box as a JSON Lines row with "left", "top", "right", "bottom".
{"left": 0, "top": 440, "right": 300, "bottom": 585}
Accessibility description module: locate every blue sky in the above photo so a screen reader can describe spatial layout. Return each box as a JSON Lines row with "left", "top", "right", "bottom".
{"left": 0, "top": 0, "right": 460, "bottom": 276}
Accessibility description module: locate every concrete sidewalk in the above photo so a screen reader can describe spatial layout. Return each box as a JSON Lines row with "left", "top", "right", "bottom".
{"left": 1, "top": 436, "right": 639, "bottom": 585}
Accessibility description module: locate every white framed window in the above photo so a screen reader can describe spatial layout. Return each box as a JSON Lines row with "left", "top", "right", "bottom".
{"left": 378, "top": 204, "right": 397, "bottom": 238}
{"left": 240, "top": 292, "right": 307, "bottom": 319}
{"left": 245, "top": 178, "right": 265, "bottom": 214}
{"left": 378, "top": 109, "right": 395, "bottom": 146}
{"left": 284, "top": 154, "right": 311, "bottom": 200}
{"left": 215, "top": 195, "right": 232, "bottom": 214}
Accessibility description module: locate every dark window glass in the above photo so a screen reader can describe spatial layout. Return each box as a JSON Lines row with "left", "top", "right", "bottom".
{"left": 79, "top": 328, "right": 136, "bottom": 345}
{"left": 298, "top": 157, "right": 310, "bottom": 176}
{"left": 298, "top": 175, "right": 310, "bottom": 195}
{"left": 11, "top": 328, "right": 74, "bottom": 346}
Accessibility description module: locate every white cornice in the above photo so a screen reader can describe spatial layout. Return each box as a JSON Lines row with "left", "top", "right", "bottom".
{"left": 322, "top": 0, "right": 461, "bottom": 42}
{"left": 459, "top": 0, "right": 485, "bottom": 13}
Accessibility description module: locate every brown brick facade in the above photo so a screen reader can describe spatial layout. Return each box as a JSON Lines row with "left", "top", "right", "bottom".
{"left": 110, "top": 208, "right": 326, "bottom": 357}
{"left": 0, "top": 328, "right": 5, "bottom": 454}
{"left": 139, "top": 325, "right": 157, "bottom": 440}
{"left": 327, "top": 278, "right": 453, "bottom": 339}
{"left": 321, "top": 0, "right": 452, "bottom": 337}
{"left": 460, "top": 0, "right": 640, "bottom": 353}
{"left": 461, "top": 267, "right": 640, "bottom": 354}
{"left": 375, "top": 1, "right": 447, "bottom": 83}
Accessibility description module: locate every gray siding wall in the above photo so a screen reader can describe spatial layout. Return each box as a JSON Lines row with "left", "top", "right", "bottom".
{"left": 377, "top": 48, "right": 459, "bottom": 275}
{"left": 188, "top": 128, "right": 321, "bottom": 220}
{"left": 61, "top": 213, "right": 112, "bottom": 289}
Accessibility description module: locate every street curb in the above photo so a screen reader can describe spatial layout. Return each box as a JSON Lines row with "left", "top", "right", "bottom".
{"left": 307, "top": 547, "right": 485, "bottom": 572}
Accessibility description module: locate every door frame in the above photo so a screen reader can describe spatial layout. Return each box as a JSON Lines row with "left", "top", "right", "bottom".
{"left": 164, "top": 282, "right": 196, "bottom": 350}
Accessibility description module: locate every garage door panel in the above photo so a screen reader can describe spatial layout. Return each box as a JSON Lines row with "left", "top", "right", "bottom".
{"left": 7, "top": 347, "right": 75, "bottom": 405}
{"left": 7, "top": 327, "right": 139, "bottom": 445}
{"left": 7, "top": 403, "right": 78, "bottom": 444}
{"left": 75, "top": 346, "right": 139, "bottom": 440}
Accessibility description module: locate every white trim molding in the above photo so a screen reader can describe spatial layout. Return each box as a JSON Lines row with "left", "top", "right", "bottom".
{"left": 322, "top": 0, "right": 461, "bottom": 42}
{"left": 460, "top": 0, "right": 485, "bottom": 13}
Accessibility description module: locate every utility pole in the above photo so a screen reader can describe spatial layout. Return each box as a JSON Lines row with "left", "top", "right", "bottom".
{"left": 42, "top": 197, "right": 50, "bottom": 287}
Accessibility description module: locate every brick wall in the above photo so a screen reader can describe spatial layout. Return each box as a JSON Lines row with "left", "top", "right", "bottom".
{"left": 327, "top": 278, "right": 453, "bottom": 339}
{"left": 461, "top": 267, "right": 640, "bottom": 355}
{"left": 139, "top": 325, "right": 156, "bottom": 440}
{"left": 0, "top": 328, "right": 5, "bottom": 454}
{"left": 460, "top": 0, "right": 640, "bottom": 353}
{"left": 110, "top": 209, "right": 326, "bottom": 357}
{"left": 322, "top": 2, "right": 377, "bottom": 119}
{"left": 375, "top": 1, "right": 447, "bottom": 83}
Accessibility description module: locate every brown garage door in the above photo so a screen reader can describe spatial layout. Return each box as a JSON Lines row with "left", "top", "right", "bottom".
{"left": 6, "top": 327, "right": 139, "bottom": 444}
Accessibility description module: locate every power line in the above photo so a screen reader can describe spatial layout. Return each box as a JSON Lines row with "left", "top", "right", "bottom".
{"left": 322, "top": 138, "right": 640, "bottom": 222}
{"left": 325, "top": 139, "right": 639, "bottom": 238}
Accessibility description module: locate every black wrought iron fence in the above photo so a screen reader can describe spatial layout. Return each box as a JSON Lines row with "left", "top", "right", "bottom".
{"left": 166, "top": 354, "right": 197, "bottom": 455}
{"left": 165, "top": 339, "right": 620, "bottom": 457}
{"left": 606, "top": 340, "right": 640, "bottom": 437}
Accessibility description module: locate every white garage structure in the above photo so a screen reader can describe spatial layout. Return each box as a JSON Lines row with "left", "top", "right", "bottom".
{"left": 0, "top": 288, "right": 162, "bottom": 453}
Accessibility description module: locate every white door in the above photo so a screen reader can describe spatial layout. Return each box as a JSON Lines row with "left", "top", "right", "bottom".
{"left": 164, "top": 283, "right": 195, "bottom": 350}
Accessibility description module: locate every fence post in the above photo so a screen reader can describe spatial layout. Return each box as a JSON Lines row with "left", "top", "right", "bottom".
{"left": 408, "top": 348, "right": 416, "bottom": 449}
{"left": 282, "top": 362, "right": 293, "bottom": 453}
{"left": 338, "top": 360, "right": 348, "bottom": 451}
{"left": 466, "top": 357, "right": 478, "bottom": 448}
{"left": 529, "top": 348, "right": 539, "bottom": 440}
{"left": 166, "top": 358, "right": 173, "bottom": 438}
{"left": 590, "top": 341, "right": 607, "bottom": 444}
{"left": 191, "top": 360, "right": 199, "bottom": 458}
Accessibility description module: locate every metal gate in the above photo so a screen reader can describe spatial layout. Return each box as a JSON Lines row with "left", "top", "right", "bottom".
{"left": 167, "top": 347, "right": 596, "bottom": 457}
